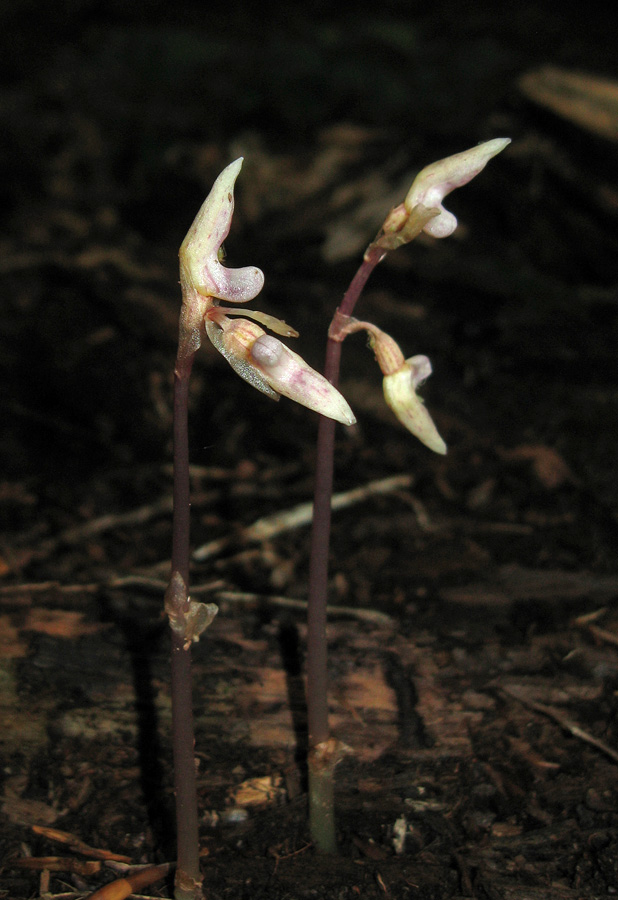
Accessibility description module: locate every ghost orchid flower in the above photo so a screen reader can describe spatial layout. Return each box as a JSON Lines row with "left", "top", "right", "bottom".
{"left": 382, "top": 354, "right": 446, "bottom": 455}
{"left": 377, "top": 138, "right": 511, "bottom": 251}
{"left": 403, "top": 137, "right": 511, "bottom": 239}
{"left": 179, "top": 158, "right": 355, "bottom": 424}
{"left": 178, "top": 157, "right": 265, "bottom": 365}
{"left": 330, "top": 314, "right": 445, "bottom": 454}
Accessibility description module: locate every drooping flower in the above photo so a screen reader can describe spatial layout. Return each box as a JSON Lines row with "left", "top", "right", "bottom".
{"left": 179, "top": 158, "right": 355, "bottom": 425}
{"left": 330, "top": 315, "right": 445, "bottom": 454}
{"left": 382, "top": 355, "right": 446, "bottom": 455}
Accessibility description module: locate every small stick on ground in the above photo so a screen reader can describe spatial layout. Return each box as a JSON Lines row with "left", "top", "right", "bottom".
{"left": 502, "top": 687, "right": 618, "bottom": 766}
{"left": 193, "top": 473, "right": 414, "bottom": 561}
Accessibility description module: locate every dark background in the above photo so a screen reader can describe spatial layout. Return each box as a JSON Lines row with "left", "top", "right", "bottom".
{"left": 1, "top": 0, "right": 616, "bottom": 490}
{"left": 2, "top": 2, "right": 618, "bottom": 897}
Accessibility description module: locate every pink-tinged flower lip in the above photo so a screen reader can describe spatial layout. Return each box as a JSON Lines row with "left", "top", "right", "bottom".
{"left": 205, "top": 316, "right": 356, "bottom": 425}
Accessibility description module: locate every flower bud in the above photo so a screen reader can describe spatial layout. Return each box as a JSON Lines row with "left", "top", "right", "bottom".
{"left": 404, "top": 138, "right": 511, "bottom": 239}
{"left": 164, "top": 571, "right": 218, "bottom": 649}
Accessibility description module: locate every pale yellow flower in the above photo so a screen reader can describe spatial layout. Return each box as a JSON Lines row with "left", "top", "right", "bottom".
{"left": 382, "top": 355, "right": 446, "bottom": 455}
{"left": 331, "top": 316, "right": 445, "bottom": 453}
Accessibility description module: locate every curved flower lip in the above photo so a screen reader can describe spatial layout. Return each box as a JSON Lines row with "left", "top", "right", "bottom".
{"left": 404, "top": 138, "right": 511, "bottom": 239}
{"left": 382, "top": 356, "right": 446, "bottom": 455}
{"left": 180, "top": 157, "right": 264, "bottom": 304}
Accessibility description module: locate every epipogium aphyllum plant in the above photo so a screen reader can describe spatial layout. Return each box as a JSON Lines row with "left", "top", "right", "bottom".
{"left": 165, "top": 141, "right": 509, "bottom": 894}
{"left": 305, "top": 137, "right": 510, "bottom": 852}
{"left": 165, "top": 158, "right": 355, "bottom": 899}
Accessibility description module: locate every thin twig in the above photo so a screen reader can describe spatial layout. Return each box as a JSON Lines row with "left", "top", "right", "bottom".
{"left": 572, "top": 609, "right": 618, "bottom": 648}
{"left": 214, "top": 589, "right": 394, "bottom": 626}
{"left": 0, "top": 576, "right": 223, "bottom": 598}
{"left": 6, "top": 492, "right": 219, "bottom": 572}
{"left": 5, "top": 497, "right": 171, "bottom": 571}
{"left": 83, "top": 862, "right": 172, "bottom": 900}
{"left": 573, "top": 607, "right": 608, "bottom": 627}
{"left": 502, "top": 686, "right": 618, "bottom": 766}
{"left": 2, "top": 473, "right": 414, "bottom": 579}
{"left": 0, "top": 577, "right": 392, "bottom": 625}
{"left": 586, "top": 623, "right": 618, "bottom": 648}
{"left": 193, "top": 473, "right": 414, "bottom": 561}
{"left": 30, "top": 826, "right": 131, "bottom": 862}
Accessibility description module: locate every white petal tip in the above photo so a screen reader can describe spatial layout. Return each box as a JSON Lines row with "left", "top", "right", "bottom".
{"left": 338, "top": 410, "right": 357, "bottom": 427}
{"left": 430, "top": 436, "right": 448, "bottom": 455}
{"left": 482, "top": 137, "right": 511, "bottom": 154}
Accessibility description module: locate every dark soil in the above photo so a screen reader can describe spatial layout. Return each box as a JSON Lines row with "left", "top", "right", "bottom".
{"left": 2, "top": 3, "right": 618, "bottom": 898}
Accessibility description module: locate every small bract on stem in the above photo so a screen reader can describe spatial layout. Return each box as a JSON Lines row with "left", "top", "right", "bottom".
{"left": 306, "top": 138, "right": 510, "bottom": 852}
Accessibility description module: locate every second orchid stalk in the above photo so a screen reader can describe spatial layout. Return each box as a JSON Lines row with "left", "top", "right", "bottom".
{"left": 306, "top": 138, "right": 510, "bottom": 852}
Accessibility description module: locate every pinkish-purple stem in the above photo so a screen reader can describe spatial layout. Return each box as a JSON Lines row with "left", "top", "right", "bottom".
{"left": 169, "top": 352, "right": 203, "bottom": 900}
{"left": 306, "top": 243, "right": 385, "bottom": 851}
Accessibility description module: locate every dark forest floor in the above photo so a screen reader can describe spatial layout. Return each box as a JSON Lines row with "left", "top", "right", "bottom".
{"left": 2, "top": 3, "right": 618, "bottom": 898}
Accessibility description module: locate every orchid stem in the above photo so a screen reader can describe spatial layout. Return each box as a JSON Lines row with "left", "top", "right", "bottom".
{"left": 306, "top": 244, "right": 386, "bottom": 852}
{"left": 169, "top": 353, "right": 203, "bottom": 900}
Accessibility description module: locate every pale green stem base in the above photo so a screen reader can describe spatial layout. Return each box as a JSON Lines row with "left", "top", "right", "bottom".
{"left": 174, "top": 873, "right": 203, "bottom": 900}
{"left": 307, "top": 738, "right": 349, "bottom": 853}
{"left": 308, "top": 760, "right": 336, "bottom": 853}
